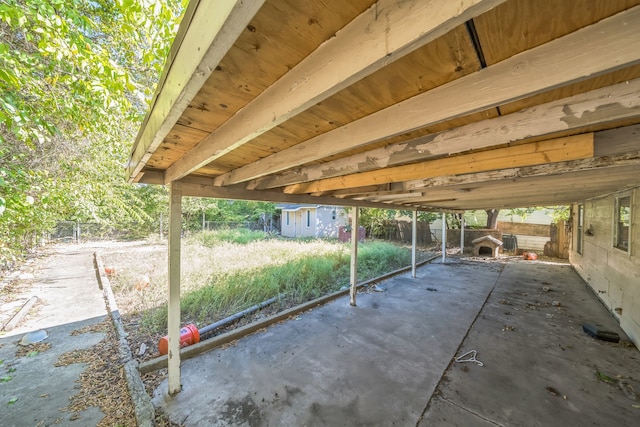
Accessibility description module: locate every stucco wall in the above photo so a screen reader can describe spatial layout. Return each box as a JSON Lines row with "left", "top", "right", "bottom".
{"left": 569, "top": 188, "right": 640, "bottom": 346}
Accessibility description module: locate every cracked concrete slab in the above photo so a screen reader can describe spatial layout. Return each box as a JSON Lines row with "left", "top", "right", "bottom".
{"left": 153, "top": 258, "right": 640, "bottom": 426}
{"left": 153, "top": 259, "right": 502, "bottom": 426}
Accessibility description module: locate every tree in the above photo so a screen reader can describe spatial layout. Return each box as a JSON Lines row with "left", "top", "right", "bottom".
{"left": 0, "top": 0, "right": 186, "bottom": 265}
{"left": 486, "top": 209, "right": 499, "bottom": 229}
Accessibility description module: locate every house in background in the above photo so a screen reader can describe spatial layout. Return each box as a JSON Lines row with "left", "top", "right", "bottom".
{"left": 276, "top": 205, "right": 348, "bottom": 238}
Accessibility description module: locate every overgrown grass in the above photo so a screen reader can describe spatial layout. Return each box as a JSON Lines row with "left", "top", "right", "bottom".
{"left": 139, "top": 240, "right": 413, "bottom": 332}
{"left": 195, "top": 228, "right": 271, "bottom": 246}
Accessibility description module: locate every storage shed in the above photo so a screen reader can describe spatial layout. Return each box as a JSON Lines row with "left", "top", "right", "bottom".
{"left": 276, "top": 204, "right": 347, "bottom": 238}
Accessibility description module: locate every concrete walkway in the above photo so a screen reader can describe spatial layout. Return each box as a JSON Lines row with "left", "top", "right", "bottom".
{"left": 153, "top": 258, "right": 639, "bottom": 426}
{"left": 0, "top": 245, "right": 108, "bottom": 426}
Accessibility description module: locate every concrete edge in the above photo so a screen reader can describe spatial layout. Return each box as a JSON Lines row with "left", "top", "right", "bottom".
{"left": 139, "top": 254, "right": 440, "bottom": 374}
{"left": 2, "top": 295, "right": 38, "bottom": 332}
{"left": 93, "top": 252, "right": 155, "bottom": 427}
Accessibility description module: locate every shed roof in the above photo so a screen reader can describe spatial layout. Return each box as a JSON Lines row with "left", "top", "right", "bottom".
{"left": 128, "top": 0, "right": 640, "bottom": 211}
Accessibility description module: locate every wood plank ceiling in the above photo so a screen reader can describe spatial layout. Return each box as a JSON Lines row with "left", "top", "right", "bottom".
{"left": 128, "top": 0, "right": 640, "bottom": 211}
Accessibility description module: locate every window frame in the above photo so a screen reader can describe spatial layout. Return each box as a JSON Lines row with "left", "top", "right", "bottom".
{"left": 286, "top": 211, "right": 290, "bottom": 226}
{"left": 576, "top": 204, "right": 584, "bottom": 255}
{"left": 306, "top": 210, "right": 311, "bottom": 228}
{"left": 613, "top": 194, "right": 631, "bottom": 253}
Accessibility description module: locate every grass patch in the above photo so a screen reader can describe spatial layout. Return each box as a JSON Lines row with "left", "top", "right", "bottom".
{"left": 196, "top": 228, "right": 271, "bottom": 246}
{"left": 140, "top": 240, "right": 413, "bottom": 332}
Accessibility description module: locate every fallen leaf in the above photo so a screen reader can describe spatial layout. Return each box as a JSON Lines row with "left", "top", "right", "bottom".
{"left": 8, "top": 397, "right": 18, "bottom": 405}
{"left": 1, "top": 376, "right": 12, "bottom": 383}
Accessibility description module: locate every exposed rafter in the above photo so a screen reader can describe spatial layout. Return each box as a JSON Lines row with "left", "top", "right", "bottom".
{"left": 214, "top": 5, "right": 640, "bottom": 186}
{"left": 164, "top": 0, "right": 507, "bottom": 183}
{"left": 250, "top": 79, "right": 640, "bottom": 190}
{"left": 127, "top": 0, "right": 265, "bottom": 181}
{"left": 283, "top": 134, "right": 594, "bottom": 194}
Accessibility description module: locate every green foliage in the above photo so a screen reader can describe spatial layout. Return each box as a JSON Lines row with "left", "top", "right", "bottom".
{"left": 0, "top": 0, "right": 186, "bottom": 265}
{"left": 142, "top": 241, "right": 413, "bottom": 332}
{"left": 549, "top": 206, "right": 570, "bottom": 223}
{"left": 359, "top": 208, "right": 398, "bottom": 237}
{"left": 198, "top": 229, "right": 271, "bottom": 246}
{"left": 506, "top": 207, "right": 536, "bottom": 222}
{"left": 181, "top": 197, "right": 277, "bottom": 231}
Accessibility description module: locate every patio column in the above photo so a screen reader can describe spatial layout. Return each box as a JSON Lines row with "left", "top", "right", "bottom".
{"left": 412, "top": 209, "right": 417, "bottom": 278}
{"left": 441, "top": 212, "right": 447, "bottom": 263}
{"left": 350, "top": 207, "right": 359, "bottom": 306}
{"left": 167, "top": 182, "right": 182, "bottom": 395}
{"left": 460, "top": 212, "right": 465, "bottom": 254}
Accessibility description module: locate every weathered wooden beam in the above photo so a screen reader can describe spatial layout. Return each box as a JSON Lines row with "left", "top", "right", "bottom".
{"left": 137, "top": 170, "right": 165, "bottom": 185}
{"left": 595, "top": 124, "right": 640, "bottom": 156}
{"left": 167, "top": 183, "right": 182, "bottom": 395}
{"left": 128, "top": 0, "right": 265, "bottom": 182}
{"left": 349, "top": 207, "right": 359, "bottom": 307}
{"left": 387, "top": 164, "right": 640, "bottom": 209}
{"left": 284, "top": 134, "right": 594, "bottom": 194}
{"left": 251, "top": 79, "right": 640, "bottom": 190}
{"left": 216, "top": 6, "right": 640, "bottom": 186}
{"left": 176, "top": 176, "right": 421, "bottom": 210}
{"left": 401, "top": 151, "right": 640, "bottom": 191}
{"left": 164, "top": 0, "right": 507, "bottom": 183}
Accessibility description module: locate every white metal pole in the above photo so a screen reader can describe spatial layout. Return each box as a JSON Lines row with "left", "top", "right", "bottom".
{"left": 167, "top": 183, "right": 182, "bottom": 395}
{"left": 412, "top": 209, "right": 417, "bottom": 278}
{"left": 460, "top": 213, "right": 465, "bottom": 254}
{"left": 441, "top": 212, "right": 447, "bottom": 263}
{"left": 350, "top": 207, "right": 359, "bottom": 306}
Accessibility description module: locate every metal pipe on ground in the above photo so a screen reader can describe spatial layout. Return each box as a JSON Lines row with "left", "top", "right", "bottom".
{"left": 199, "top": 294, "right": 282, "bottom": 336}
{"left": 157, "top": 294, "right": 283, "bottom": 355}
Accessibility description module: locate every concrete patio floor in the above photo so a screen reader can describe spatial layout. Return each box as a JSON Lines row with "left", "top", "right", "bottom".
{"left": 153, "top": 257, "right": 639, "bottom": 426}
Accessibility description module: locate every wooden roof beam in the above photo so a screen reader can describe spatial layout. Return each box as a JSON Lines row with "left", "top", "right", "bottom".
{"left": 217, "top": 5, "right": 640, "bottom": 186}
{"left": 164, "top": 0, "right": 507, "bottom": 183}
{"left": 176, "top": 176, "right": 426, "bottom": 211}
{"left": 284, "top": 134, "right": 594, "bottom": 194}
{"left": 251, "top": 78, "right": 640, "bottom": 190}
{"left": 127, "top": 0, "right": 265, "bottom": 182}
{"left": 398, "top": 151, "right": 640, "bottom": 192}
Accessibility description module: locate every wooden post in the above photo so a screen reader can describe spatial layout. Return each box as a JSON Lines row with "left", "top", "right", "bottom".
{"left": 558, "top": 219, "right": 568, "bottom": 259}
{"left": 350, "top": 207, "right": 359, "bottom": 306}
{"left": 412, "top": 209, "right": 417, "bottom": 278}
{"left": 167, "top": 183, "right": 182, "bottom": 395}
{"left": 441, "top": 212, "right": 447, "bottom": 263}
{"left": 460, "top": 213, "right": 465, "bottom": 254}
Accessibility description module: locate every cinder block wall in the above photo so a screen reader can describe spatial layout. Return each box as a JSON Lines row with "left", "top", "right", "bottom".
{"left": 569, "top": 188, "right": 640, "bottom": 347}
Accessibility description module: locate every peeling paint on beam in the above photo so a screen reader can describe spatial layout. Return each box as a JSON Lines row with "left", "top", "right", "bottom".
{"left": 251, "top": 78, "right": 640, "bottom": 190}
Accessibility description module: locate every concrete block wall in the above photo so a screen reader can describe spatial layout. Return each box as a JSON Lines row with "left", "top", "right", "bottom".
{"left": 569, "top": 188, "right": 640, "bottom": 346}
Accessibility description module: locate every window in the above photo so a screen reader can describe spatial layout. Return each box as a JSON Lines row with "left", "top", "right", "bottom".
{"left": 286, "top": 212, "right": 290, "bottom": 226}
{"left": 614, "top": 195, "right": 631, "bottom": 252}
{"left": 306, "top": 210, "right": 311, "bottom": 228}
{"left": 332, "top": 209, "right": 337, "bottom": 221}
{"left": 576, "top": 205, "right": 584, "bottom": 255}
